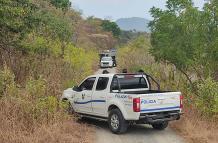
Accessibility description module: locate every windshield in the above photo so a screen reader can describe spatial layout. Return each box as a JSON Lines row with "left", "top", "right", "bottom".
{"left": 101, "top": 57, "right": 112, "bottom": 61}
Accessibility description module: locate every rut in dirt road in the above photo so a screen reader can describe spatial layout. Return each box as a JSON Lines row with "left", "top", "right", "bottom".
{"left": 94, "top": 68, "right": 186, "bottom": 143}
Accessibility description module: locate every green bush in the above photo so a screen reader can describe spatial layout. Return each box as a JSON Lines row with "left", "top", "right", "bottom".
{"left": 0, "top": 66, "right": 18, "bottom": 97}
{"left": 26, "top": 76, "right": 47, "bottom": 99}
{"left": 196, "top": 78, "right": 218, "bottom": 117}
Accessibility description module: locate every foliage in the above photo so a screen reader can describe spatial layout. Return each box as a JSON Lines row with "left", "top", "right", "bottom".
{"left": 0, "top": 0, "right": 103, "bottom": 142}
{"left": 118, "top": 35, "right": 218, "bottom": 117}
{"left": 118, "top": 36, "right": 153, "bottom": 70}
{"left": 0, "top": 0, "right": 34, "bottom": 32}
{"left": 101, "top": 20, "right": 121, "bottom": 38}
{"left": 64, "top": 44, "right": 98, "bottom": 83}
{"left": 0, "top": 66, "right": 73, "bottom": 126}
{"left": 49, "top": 0, "right": 71, "bottom": 10}
{"left": 117, "top": 36, "right": 188, "bottom": 91}
{"left": 26, "top": 76, "right": 47, "bottom": 98}
{"left": 36, "top": 11, "right": 73, "bottom": 42}
{"left": 149, "top": 0, "right": 218, "bottom": 80}
{"left": 119, "top": 31, "right": 149, "bottom": 45}
{"left": 0, "top": 0, "right": 36, "bottom": 49}
{"left": 20, "top": 34, "right": 50, "bottom": 55}
{"left": 86, "top": 16, "right": 103, "bottom": 30}
{"left": 148, "top": 0, "right": 218, "bottom": 117}
{"left": 0, "top": 66, "right": 18, "bottom": 97}
{"left": 196, "top": 78, "right": 218, "bottom": 117}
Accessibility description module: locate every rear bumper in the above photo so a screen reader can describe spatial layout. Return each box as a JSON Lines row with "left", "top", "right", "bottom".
{"left": 137, "top": 110, "right": 182, "bottom": 124}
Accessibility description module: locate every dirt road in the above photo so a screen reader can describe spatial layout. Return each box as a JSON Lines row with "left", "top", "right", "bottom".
{"left": 93, "top": 68, "right": 185, "bottom": 143}
{"left": 95, "top": 68, "right": 117, "bottom": 75}
{"left": 95, "top": 123, "right": 185, "bottom": 143}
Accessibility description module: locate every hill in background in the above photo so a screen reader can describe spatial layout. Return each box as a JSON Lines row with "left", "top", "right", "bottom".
{"left": 116, "top": 17, "right": 150, "bottom": 32}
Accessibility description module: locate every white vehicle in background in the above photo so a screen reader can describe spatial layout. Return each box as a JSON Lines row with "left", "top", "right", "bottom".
{"left": 61, "top": 72, "right": 183, "bottom": 134}
{"left": 100, "top": 56, "right": 113, "bottom": 68}
{"left": 99, "top": 49, "right": 117, "bottom": 67}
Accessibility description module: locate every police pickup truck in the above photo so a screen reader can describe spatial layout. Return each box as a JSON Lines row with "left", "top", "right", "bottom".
{"left": 61, "top": 73, "right": 183, "bottom": 134}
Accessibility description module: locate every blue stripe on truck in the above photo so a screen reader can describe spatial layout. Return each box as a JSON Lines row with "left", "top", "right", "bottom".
{"left": 74, "top": 100, "right": 106, "bottom": 104}
{"left": 140, "top": 106, "right": 180, "bottom": 112}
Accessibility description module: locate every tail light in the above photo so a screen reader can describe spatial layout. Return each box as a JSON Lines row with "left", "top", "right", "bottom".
{"left": 180, "top": 95, "right": 183, "bottom": 109}
{"left": 133, "top": 98, "right": 140, "bottom": 112}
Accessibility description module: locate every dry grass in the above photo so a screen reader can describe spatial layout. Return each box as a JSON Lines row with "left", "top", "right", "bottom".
{"left": 171, "top": 107, "right": 218, "bottom": 143}
{"left": 0, "top": 57, "right": 96, "bottom": 143}
{"left": 0, "top": 97, "right": 94, "bottom": 143}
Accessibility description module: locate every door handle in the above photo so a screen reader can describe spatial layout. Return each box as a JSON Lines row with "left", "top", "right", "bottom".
{"left": 82, "top": 94, "right": 85, "bottom": 99}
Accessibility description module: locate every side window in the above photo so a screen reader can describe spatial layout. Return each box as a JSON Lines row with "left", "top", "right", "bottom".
{"left": 139, "top": 77, "right": 148, "bottom": 88}
{"left": 79, "top": 77, "right": 96, "bottom": 91}
{"left": 96, "top": 77, "right": 109, "bottom": 91}
{"left": 111, "top": 77, "right": 119, "bottom": 91}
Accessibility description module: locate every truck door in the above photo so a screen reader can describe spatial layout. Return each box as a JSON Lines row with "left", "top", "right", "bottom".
{"left": 74, "top": 77, "right": 96, "bottom": 114}
{"left": 92, "top": 77, "right": 109, "bottom": 116}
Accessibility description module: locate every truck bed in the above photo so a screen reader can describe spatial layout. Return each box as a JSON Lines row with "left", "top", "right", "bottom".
{"left": 124, "top": 90, "right": 182, "bottom": 114}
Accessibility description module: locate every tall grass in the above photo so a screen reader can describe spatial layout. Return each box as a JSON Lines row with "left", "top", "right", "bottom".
{"left": 0, "top": 51, "right": 97, "bottom": 143}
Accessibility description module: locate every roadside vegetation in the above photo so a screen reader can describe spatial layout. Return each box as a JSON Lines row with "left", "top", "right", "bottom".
{"left": 1, "top": 0, "right": 217, "bottom": 142}
{"left": 118, "top": 0, "right": 218, "bottom": 142}
{"left": 0, "top": 0, "right": 120, "bottom": 142}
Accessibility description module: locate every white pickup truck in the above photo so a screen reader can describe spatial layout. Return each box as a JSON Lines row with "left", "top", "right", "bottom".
{"left": 61, "top": 73, "right": 183, "bottom": 134}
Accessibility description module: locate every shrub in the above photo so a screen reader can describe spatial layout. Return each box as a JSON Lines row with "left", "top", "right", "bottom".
{"left": 0, "top": 66, "right": 18, "bottom": 97}
{"left": 196, "top": 78, "right": 218, "bottom": 117}
{"left": 64, "top": 44, "right": 98, "bottom": 84}
{"left": 26, "top": 76, "right": 47, "bottom": 99}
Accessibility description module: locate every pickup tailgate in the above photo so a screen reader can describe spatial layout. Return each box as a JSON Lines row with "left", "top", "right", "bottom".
{"left": 139, "top": 92, "right": 181, "bottom": 113}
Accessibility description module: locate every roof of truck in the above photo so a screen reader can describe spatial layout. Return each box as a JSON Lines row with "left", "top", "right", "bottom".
{"left": 89, "top": 73, "right": 115, "bottom": 77}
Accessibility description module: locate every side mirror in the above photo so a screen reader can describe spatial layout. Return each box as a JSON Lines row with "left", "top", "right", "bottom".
{"left": 73, "top": 86, "right": 81, "bottom": 92}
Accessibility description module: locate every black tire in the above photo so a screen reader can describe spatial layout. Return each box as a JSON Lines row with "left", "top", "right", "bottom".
{"left": 108, "top": 109, "right": 128, "bottom": 134}
{"left": 152, "top": 121, "right": 168, "bottom": 130}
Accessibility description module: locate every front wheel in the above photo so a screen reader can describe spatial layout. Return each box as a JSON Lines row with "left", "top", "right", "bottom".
{"left": 152, "top": 121, "right": 168, "bottom": 130}
{"left": 108, "top": 109, "right": 128, "bottom": 134}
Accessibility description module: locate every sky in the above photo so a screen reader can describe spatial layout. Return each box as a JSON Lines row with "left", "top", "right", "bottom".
{"left": 71, "top": 0, "right": 206, "bottom": 20}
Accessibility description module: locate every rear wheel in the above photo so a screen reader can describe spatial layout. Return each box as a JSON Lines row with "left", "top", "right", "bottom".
{"left": 108, "top": 109, "right": 128, "bottom": 134}
{"left": 152, "top": 121, "right": 168, "bottom": 130}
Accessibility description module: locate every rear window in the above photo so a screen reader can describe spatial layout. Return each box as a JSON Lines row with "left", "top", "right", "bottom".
{"left": 112, "top": 75, "right": 148, "bottom": 90}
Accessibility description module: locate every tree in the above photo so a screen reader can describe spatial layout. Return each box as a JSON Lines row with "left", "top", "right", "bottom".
{"left": 149, "top": 0, "right": 218, "bottom": 83}
{"left": 50, "top": 0, "right": 71, "bottom": 10}
{"left": 0, "top": 0, "right": 35, "bottom": 46}
{"left": 101, "top": 20, "right": 121, "bottom": 38}
{"left": 0, "top": 0, "right": 37, "bottom": 66}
